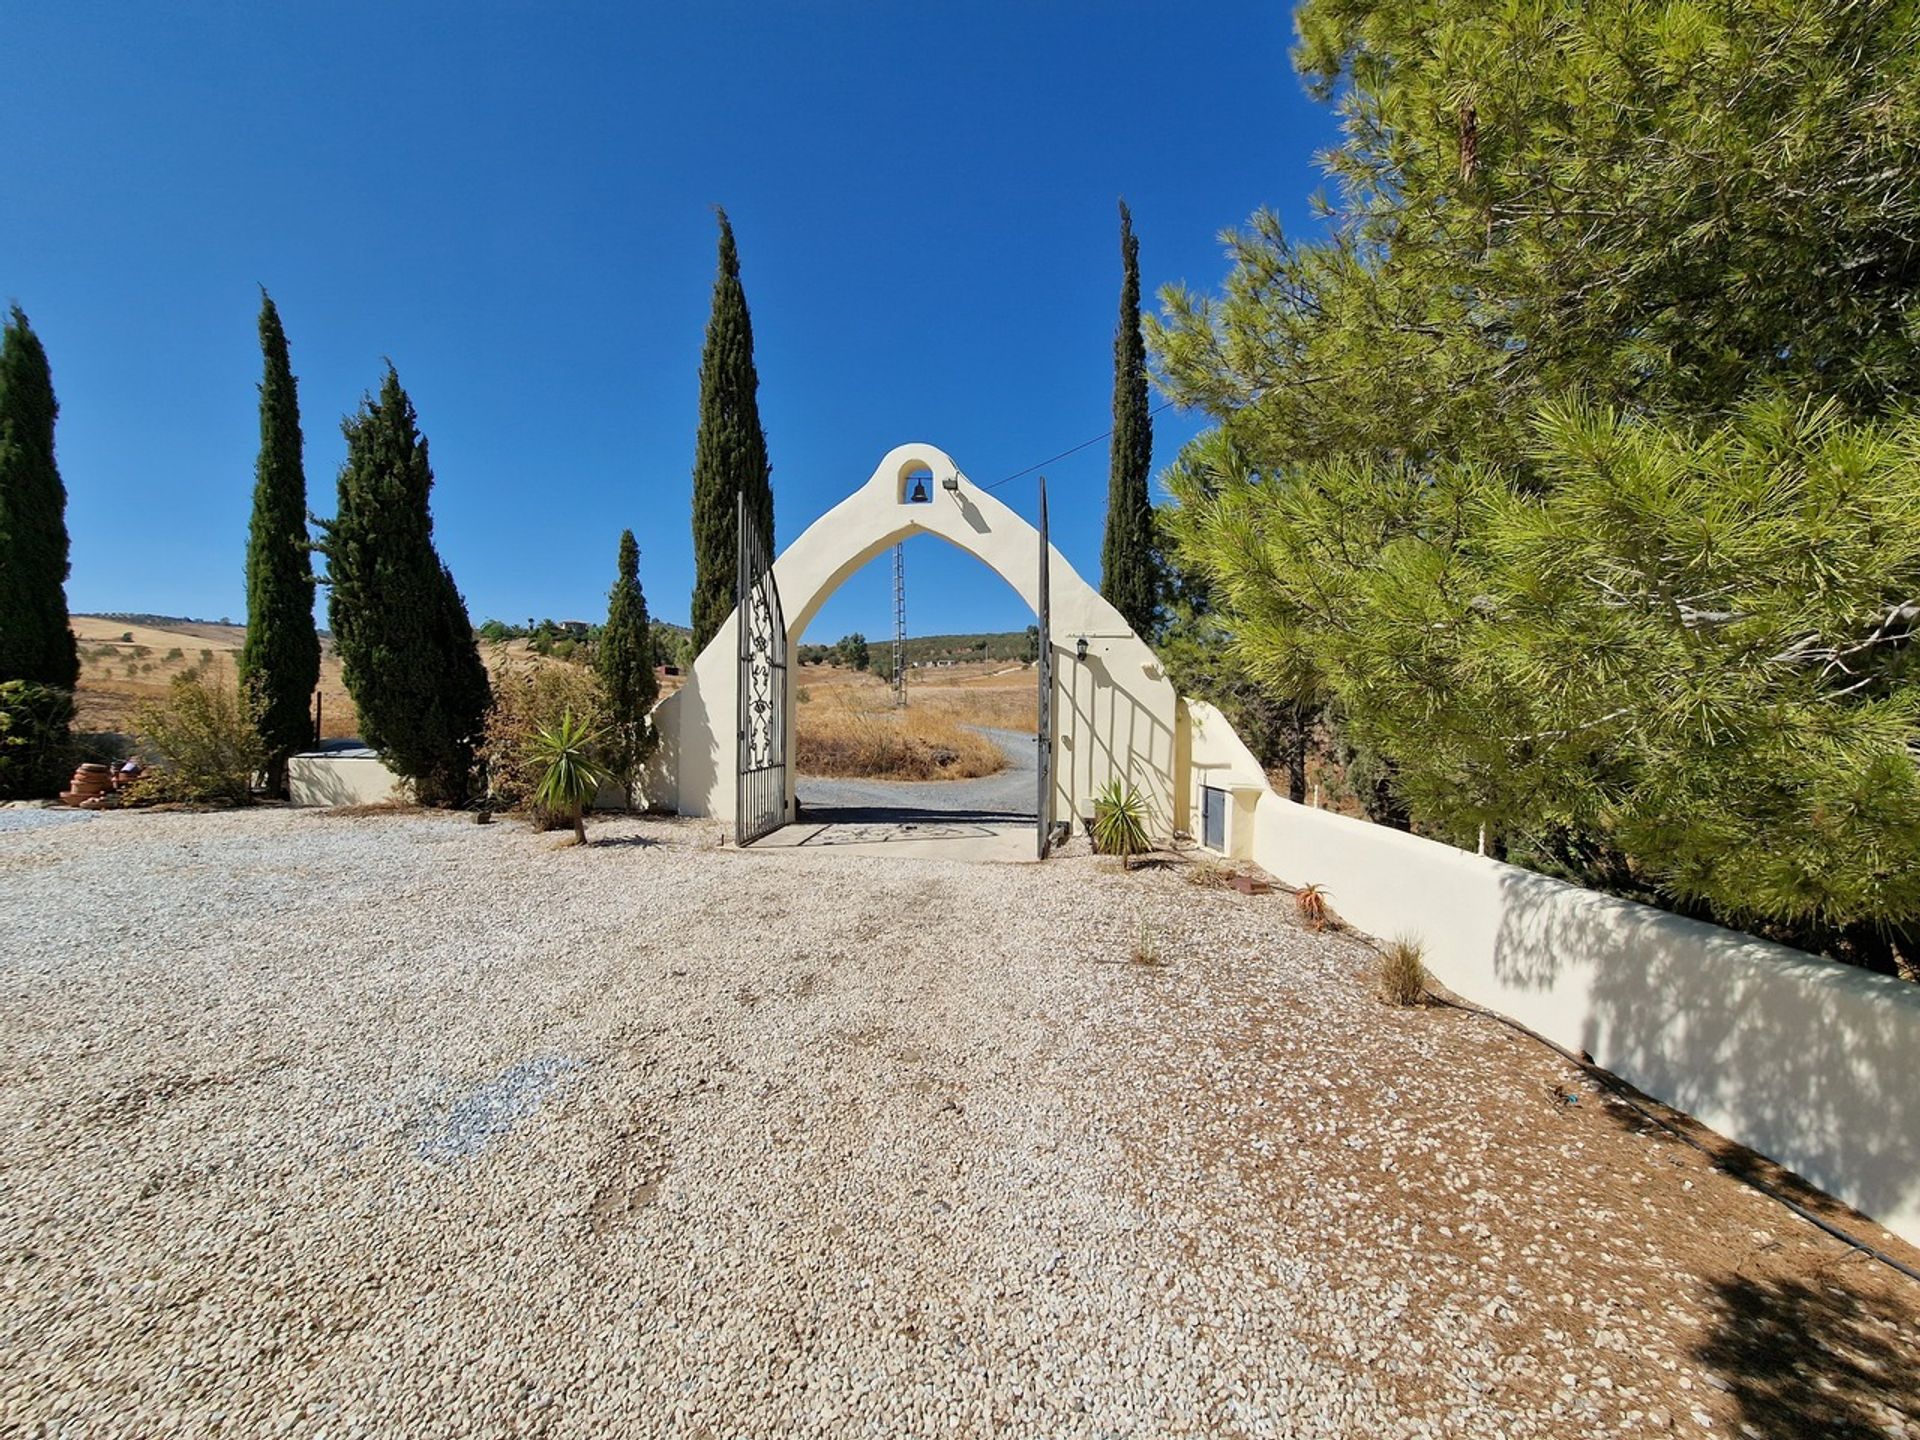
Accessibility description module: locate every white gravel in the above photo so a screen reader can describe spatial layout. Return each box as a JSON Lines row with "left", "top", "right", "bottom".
{"left": 1, "top": 809, "right": 1909, "bottom": 1437}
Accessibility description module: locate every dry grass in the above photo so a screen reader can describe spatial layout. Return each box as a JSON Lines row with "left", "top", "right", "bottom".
{"left": 796, "top": 693, "right": 1003, "bottom": 780}
{"left": 71, "top": 617, "right": 637, "bottom": 746}
{"left": 1378, "top": 935, "right": 1429, "bottom": 1006}
{"left": 1184, "top": 859, "right": 1238, "bottom": 889}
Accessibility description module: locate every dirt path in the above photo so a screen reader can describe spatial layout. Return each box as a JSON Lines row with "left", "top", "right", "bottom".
{"left": 798, "top": 724, "right": 1037, "bottom": 821}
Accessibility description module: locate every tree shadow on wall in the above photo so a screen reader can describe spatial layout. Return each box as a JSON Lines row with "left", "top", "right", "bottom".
{"left": 1695, "top": 1270, "right": 1920, "bottom": 1438}
{"left": 1488, "top": 866, "right": 1920, "bottom": 1231}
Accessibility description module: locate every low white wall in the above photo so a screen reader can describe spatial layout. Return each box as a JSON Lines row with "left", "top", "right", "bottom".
{"left": 1183, "top": 702, "right": 1920, "bottom": 1244}
{"left": 287, "top": 752, "right": 404, "bottom": 808}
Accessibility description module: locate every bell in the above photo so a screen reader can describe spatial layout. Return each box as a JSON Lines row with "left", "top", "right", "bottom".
{"left": 909, "top": 478, "right": 929, "bottom": 503}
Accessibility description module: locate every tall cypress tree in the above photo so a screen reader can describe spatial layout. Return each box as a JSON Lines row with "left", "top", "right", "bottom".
{"left": 1101, "top": 200, "right": 1160, "bottom": 638}
{"left": 320, "top": 366, "right": 490, "bottom": 807}
{"left": 689, "top": 208, "right": 773, "bottom": 655}
{"left": 597, "top": 528, "right": 659, "bottom": 805}
{"left": 238, "top": 292, "right": 320, "bottom": 795}
{"left": 0, "top": 307, "right": 78, "bottom": 691}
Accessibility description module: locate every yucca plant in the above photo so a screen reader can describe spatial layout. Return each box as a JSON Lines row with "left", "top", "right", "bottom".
{"left": 528, "top": 709, "right": 606, "bottom": 845}
{"left": 1091, "top": 777, "right": 1151, "bottom": 868}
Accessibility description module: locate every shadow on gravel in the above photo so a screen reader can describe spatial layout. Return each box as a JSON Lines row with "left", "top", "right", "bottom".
{"left": 590, "top": 834, "right": 661, "bottom": 850}
{"left": 797, "top": 803, "right": 1035, "bottom": 825}
{"left": 1695, "top": 1270, "right": 1920, "bottom": 1438}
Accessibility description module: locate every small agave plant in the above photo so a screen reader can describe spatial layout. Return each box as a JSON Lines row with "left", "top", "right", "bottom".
{"left": 1091, "top": 778, "right": 1152, "bottom": 869}
{"left": 528, "top": 709, "right": 606, "bottom": 846}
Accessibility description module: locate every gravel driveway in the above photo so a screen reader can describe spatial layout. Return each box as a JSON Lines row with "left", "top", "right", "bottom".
{"left": 3, "top": 810, "right": 1916, "bottom": 1438}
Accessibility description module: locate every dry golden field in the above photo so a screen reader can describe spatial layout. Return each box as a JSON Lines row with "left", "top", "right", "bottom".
{"left": 794, "top": 660, "right": 1040, "bottom": 779}
{"left": 72, "top": 617, "right": 1025, "bottom": 782}
{"left": 69, "top": 617, "right": 669, "bottom": 745}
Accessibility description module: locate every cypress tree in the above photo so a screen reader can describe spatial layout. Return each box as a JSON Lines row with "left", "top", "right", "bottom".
{"left": 689, "top": 208, "right": 773, "bottom": 655}
{"left": 597, "top": 528, "right": 659, "bottom": 805}
{"left": 0, "top": 307, "right": 78, "bottom": 691}
{"left": 238, "top": 292, "right": 320, "bottom": 795}
{"left": 320, "top": 366, "right": 490, "bottom": 807}
{"left": 1101, "top": 200, "right": 1160, "bottom": 638}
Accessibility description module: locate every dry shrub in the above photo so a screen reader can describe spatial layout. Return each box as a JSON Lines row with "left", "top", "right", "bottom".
{"left": 795, "top": 693, "right": 1003, "bottom": 780}
{"left": 478, "top": 665, "right": 610, "bottom": 825}
{"left": 1132, "top": 915, "right": 1165, "bottom": 966}
{"left": 127, "top": 675, "right": 263, "bottom": 805}
{"left": 1379, "top": 935, "right": 1429, "bottom": 1006}
{"left": 1185, "top": 859, "right": 1237, "bottom": 889}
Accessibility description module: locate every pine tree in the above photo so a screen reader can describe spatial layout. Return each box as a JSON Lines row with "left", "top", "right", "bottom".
{"left": 1101, "top": 200, "right": 1159, "bottom": 638}
{"left": 597, "top": 528, "right": 659, "bottom": 805}
{"left": 0, "top": 307, "right": 78, "bottom": 691}
{"left": 689, "top": 208, "right": 774, "bottom": 655}
{"left": 238, "top": 292, "right": 320, "bottom": 795}
{"left": 319, "top": 366, "right": 490, "bottom": 807}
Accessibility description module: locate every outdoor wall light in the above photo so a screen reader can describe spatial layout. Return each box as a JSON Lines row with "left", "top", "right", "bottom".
{"left": 942, "top": 473, "right": 960, "bottom": 492}
{"left": 1075, "top": 636, "right": 1089, "bottom": 662}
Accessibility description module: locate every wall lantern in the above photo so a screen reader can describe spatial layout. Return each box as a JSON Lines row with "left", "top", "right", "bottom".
{"left": 942, "top": 474, "right": 960, "bottom": 493}
{"left": 1075, "top": 636, "right": 1089, "bottom": 663}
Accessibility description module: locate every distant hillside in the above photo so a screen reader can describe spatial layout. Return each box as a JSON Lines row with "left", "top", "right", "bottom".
{"left": 874, "top": 631, "right": 1032, "bottom": 666}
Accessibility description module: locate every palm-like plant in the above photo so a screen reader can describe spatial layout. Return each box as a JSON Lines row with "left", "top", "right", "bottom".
{"left": 528, "top": 709, "right": 606, "bottom": 845}
{"left": 1091, "top": 777, "right": 1152, "bottom": 868}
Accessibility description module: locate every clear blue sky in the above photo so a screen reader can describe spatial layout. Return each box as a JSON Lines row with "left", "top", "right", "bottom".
{"left": 4, "top": 3, "right": 1337, "bottom": 642}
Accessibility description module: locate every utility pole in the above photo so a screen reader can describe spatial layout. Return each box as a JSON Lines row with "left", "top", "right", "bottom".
{"left": 891, "top": 542, "right": 907, "bottom": 707}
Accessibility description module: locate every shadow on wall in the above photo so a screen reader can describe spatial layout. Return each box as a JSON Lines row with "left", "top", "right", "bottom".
{"left": 1492, "top": 867, "right": 1920, "bottom": 1229}
{"left": 287, "top": 756, "right": 403, "bottom": 808}
{"left": 1056, "top": 652, "right": 1176, "bottom": 832}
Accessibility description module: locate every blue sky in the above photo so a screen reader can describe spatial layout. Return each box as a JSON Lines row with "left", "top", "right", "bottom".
{"left": 4, "top": 3, "right": 1337, "bottom": 642}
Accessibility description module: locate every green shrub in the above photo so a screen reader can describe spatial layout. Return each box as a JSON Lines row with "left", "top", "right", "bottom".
{"left": 1091, "top": 778, "right": 1152, "bottom": 867}
{"left": 128, "top": 674, "right": 264, "bottom": 805}
{"left": 478, "top": 664, "right": 610, "bottom": 826}
{"left": 0, "top": 681, "right": 74, "bottom": 799}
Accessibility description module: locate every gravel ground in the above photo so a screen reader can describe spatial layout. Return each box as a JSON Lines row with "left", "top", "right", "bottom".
{"left": 3, "top": 809, "right": 1918, "bottom": 1438}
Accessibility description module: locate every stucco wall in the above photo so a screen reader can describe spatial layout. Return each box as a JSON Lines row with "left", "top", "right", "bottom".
{"left": 655, "top": 443, "right": 1178, "bottom": 835}
{"left": 1184, "top": 698, "right": 1920, "bottom": 1244}
{"left": 287, "top": 751, "right": 405, "bottom": 808}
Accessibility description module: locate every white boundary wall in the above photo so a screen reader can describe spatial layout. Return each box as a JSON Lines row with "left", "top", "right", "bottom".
{"left": 1184, "top": 699, "right": 1920, "bottom": 1244}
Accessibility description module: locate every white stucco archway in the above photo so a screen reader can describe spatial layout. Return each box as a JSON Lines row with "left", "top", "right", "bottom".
{"left": 644, "top": 443, "right": 1182, "bottom": 839}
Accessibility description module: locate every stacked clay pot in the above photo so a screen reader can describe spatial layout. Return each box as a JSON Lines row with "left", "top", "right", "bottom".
{"left": 60, "top": 763, "right": 113, "bottom": 808}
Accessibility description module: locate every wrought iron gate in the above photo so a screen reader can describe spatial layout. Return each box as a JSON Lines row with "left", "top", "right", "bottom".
{"left": 736, "top": 493, "right": 788, "bottom": 845}
{"left": 1035, "top": 475, "right": 1053, "bottom": 859}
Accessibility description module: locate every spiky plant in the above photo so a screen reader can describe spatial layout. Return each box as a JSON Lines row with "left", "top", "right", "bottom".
{"left": 1091, "top": 777, "right": 1151, "bottom": 868}
{"left": 1295, "top": 883, "right": 1331, "bottom": 931}
{"left": 529, "top": 709, "right": 606, "bottom": 846}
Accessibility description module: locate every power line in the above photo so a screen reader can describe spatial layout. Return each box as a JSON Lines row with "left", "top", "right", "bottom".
{"left": 980, "top": 398, "right": 1181, "bottom": 492}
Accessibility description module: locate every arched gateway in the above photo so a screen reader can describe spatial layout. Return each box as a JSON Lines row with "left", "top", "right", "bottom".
{"left": 642, "top": 444, "right": 1184, "bottom": 847}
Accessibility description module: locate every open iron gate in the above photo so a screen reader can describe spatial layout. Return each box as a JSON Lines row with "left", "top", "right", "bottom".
{"left": 736, "top": 493, "right": 788, "bottom": 846}
{"left": 1036, "top": 475, "right": 1053, "bottom": 859}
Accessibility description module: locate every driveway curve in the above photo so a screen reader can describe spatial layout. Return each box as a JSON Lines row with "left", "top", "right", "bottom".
{"left": 797, "top": 724, "right": 1037, "bottom": 823}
